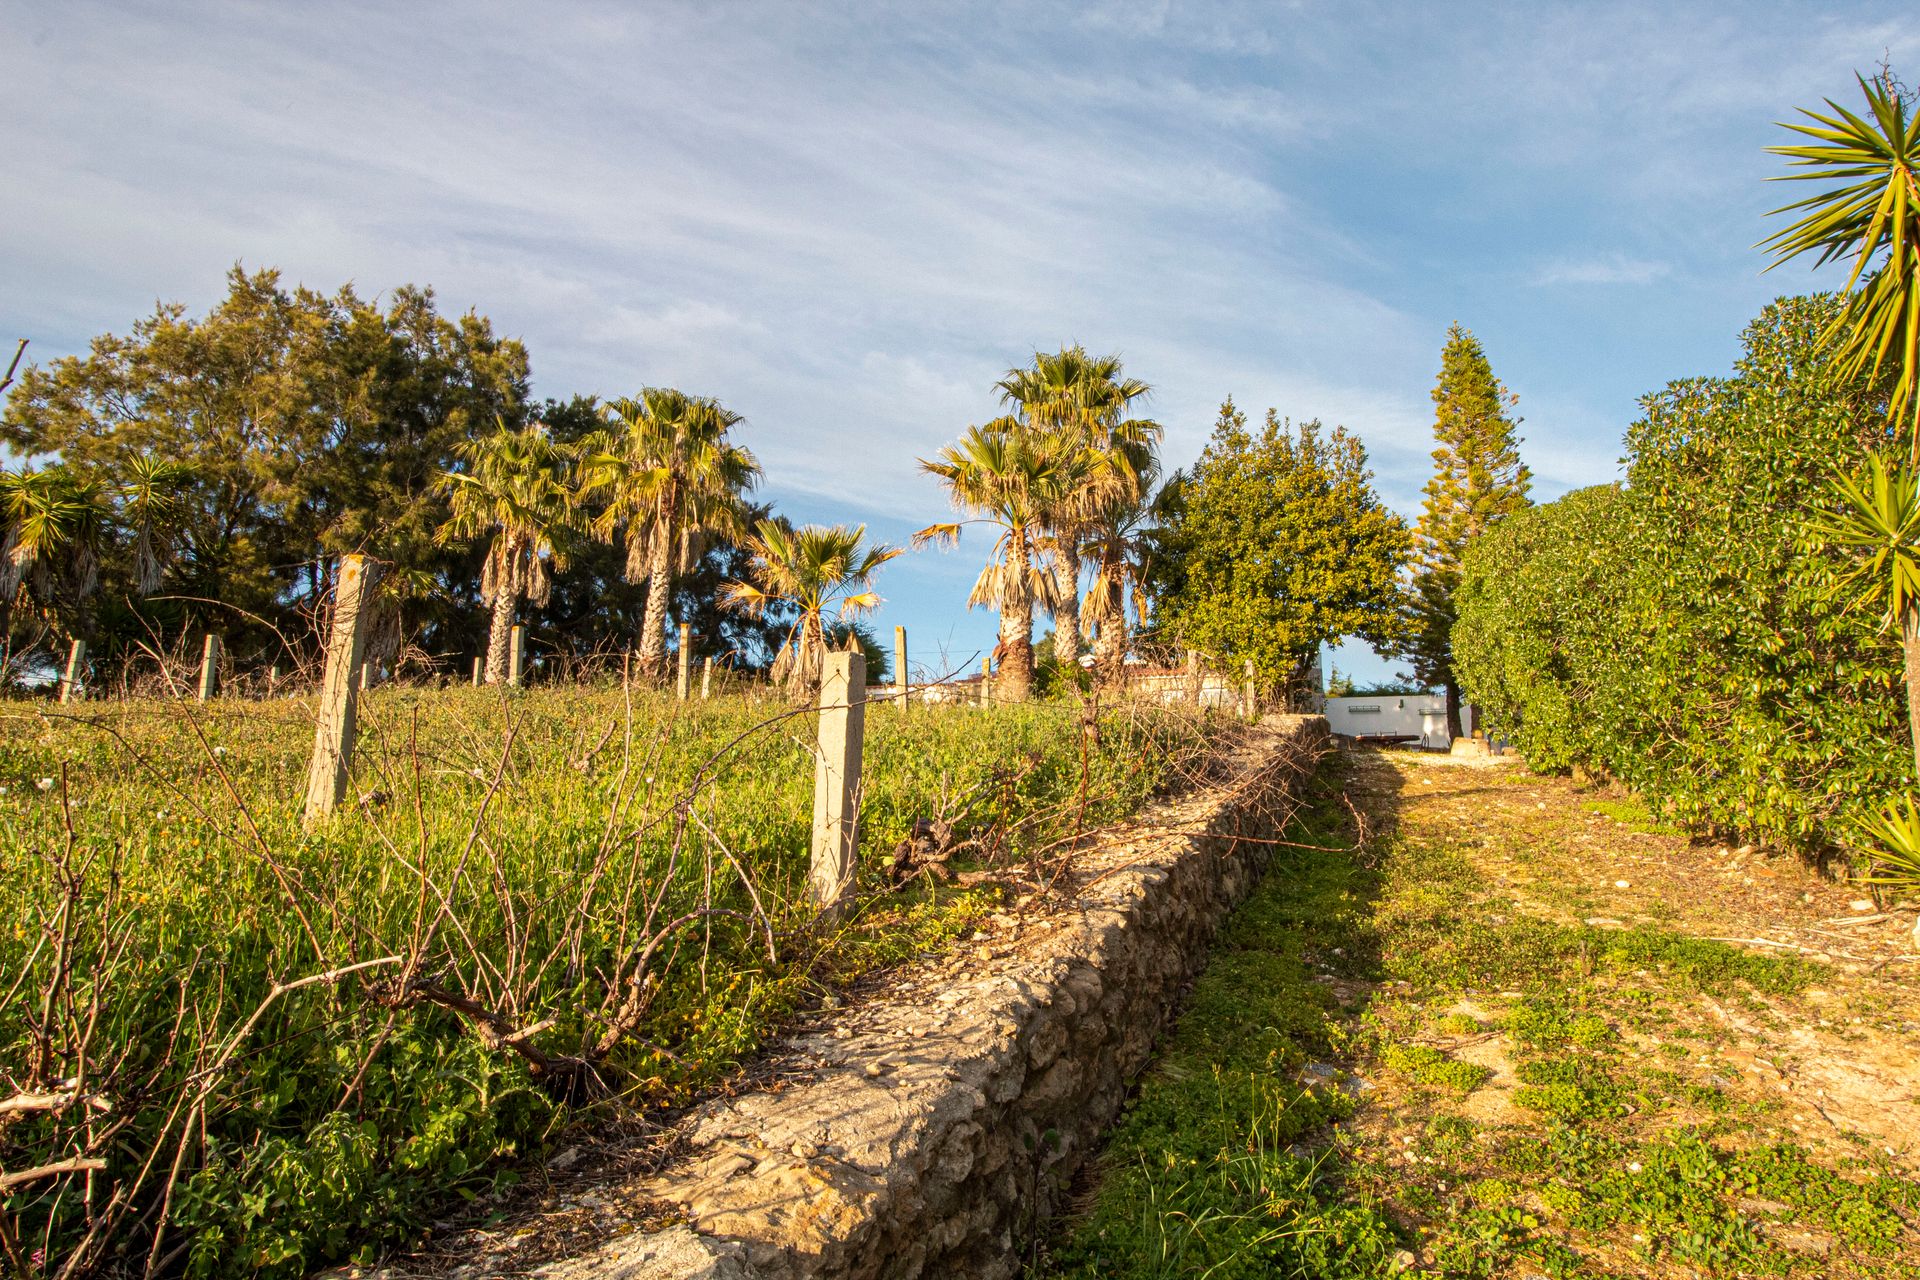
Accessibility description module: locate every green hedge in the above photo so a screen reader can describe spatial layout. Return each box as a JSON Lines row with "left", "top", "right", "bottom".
{"left": 1454, "top": 295, "right": 1904, "bottom": 853}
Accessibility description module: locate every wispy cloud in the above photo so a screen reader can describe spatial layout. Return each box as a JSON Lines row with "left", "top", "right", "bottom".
{"left": 1531, "top": 255, "right": 1673, "bottom": 287}
{"left": 1, "top": 0, "right": 1907, "bottom": 678}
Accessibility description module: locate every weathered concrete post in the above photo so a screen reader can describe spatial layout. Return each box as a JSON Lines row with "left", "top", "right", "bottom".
{"left": 359, "top": 662, "right": 373, "bottom": 692}
{"left": 810, "top": 650, "right": 866, "bottom": 911}
{"left": 58, "top": 638, "right": 86, "bottom": 704}
{"left": 977, "top": 656, "right": 990, "bottom": 707}
{"left": 197, "top": 635, "right": 221, "bottom": 702}
{"left": 677, "top": 623, "right": 692, "bottom": 701}
{"left": 701, "top": 655, "right": 714, "bottom": 700}
{"left": 471, "top": 656, "right": 483, "bottom": 687}
{"left": 1243, "top": 658, "right": 1258, "bottom": 720}
{"left": 893, "top": 626, "right": 908, "bottom": 711}
{"left": 508, "top": 625, "right": 527, "bottom": 688}
{"left": 268, "top": 663, "right": 282, "bottom": 693}
{"left": 303, "top": 554, "right": 378, "bottom": 829}
{"left": 1185, "top": 649, "right": 1202, "bottom": 706}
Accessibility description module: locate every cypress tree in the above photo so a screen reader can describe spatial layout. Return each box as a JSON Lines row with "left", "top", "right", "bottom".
{"left": 1401, "top": 323, "right": 1531, "bottom": 739}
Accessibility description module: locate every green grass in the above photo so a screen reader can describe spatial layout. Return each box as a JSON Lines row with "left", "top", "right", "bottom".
{"left": 2, "top": 685, "right": 1220, "bottom": 1277}
{"left": 1582, "top": 796, "right": 1686, "bottom": 837}
{"left": 1039, "top": 765, "right": 1403, "bottom": 1280}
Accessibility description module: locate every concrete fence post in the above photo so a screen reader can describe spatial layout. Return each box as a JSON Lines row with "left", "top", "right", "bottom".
{"left": 1185, "top": 649, "right": 1202, "bottom": 707}
{"left": 508, "top": 625, "right": 526, "bottom": 688}
{"left": 359, "top": 662, "right": 373, "bottom": 692}
{"left": 197, "top": 635, "right": 222, "bottom": 702}
{"left": 677, "top": 623, "right": 692, "bottom": 701}
{"left": 1243, "top": 658, "right": 1258, "bottom": 721}
{"left": 471, "top": 656, "right": 483, "bottom": 687}
{"left": 303, "top": 554, "right": 378, "bottom": 829}
{"left": 701, "top": 655, "right": 714, "bottom": 700}
{"left": 893, "top": 625, "right": 908, "bottom": 711}
{"left": 268, "top": 663, "right": 282, "bottom": 693}
{"left": 810, "top": 649, "right": 866, "bottom": 911}
{"left": 978, "top": 655, "right": 990, "bottom": 708}
{"left": 59, "top": 638, "right": 86, "bottom": 704}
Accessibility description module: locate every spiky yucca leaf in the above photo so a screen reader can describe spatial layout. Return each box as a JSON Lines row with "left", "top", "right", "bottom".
{"left": 1857, "top": 791, "right": 1920, "bottom": 897}
{"left": 1763, "top": 74, "right": 1920, "bottom": 439}
{"left": 1809, "top": 452, "right": 1920, "bottom": 627}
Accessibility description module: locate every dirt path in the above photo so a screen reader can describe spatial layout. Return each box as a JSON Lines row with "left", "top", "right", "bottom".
{"left": 1365, "top": 749, "right": 1920, "bottom": 1163}
{"left": 1042, "top": 747, "right": 1920, "bottom": 1279}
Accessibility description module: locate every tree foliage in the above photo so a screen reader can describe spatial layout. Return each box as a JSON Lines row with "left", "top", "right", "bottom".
{"left": 1455, "top": 295, "right": 1905, "bottom": 851}
{"left": 722, "top": 519, "right": 898, "bottom": 698}
{"left": 994, "top": 346, "right": 1162, "bottom": 667}
{"left": 918, "top": 424, "right": 1089, "bottom": 702}
{"left": 0, "top": 266, "right": 530, "bottom": 664}
{"left": 1149, "top": 400, "right": 1410, "bottom": 705}
{"left": 1397, "top": 324, "right": 1530, "bottom": 735}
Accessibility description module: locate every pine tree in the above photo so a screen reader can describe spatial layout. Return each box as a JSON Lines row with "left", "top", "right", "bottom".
{"left": 1401, "top": 324, "right": 1531, "bottom": 740}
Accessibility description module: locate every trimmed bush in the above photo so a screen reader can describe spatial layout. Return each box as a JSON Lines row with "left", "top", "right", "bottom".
{"left": 1455, "top": 294, "right": 1904, "bottom": 852}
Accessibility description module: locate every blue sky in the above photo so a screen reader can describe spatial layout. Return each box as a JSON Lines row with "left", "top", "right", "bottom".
{"left": 2, "top": 1, "right": 1912, "bottom": 684}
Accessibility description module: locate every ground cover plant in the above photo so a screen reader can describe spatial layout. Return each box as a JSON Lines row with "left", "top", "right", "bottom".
{"left": 0, "top": 684, "right": 1221, "bottom": 1276}
{"left": 1041, "top": 749, "right": 1920, "bottom": 1278}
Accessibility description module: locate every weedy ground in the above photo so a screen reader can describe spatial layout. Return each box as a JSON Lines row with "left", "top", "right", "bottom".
{"left": 1040, "top": 748, "right": 1920, "bottom": 1279}
{"left": 1, "top": 684, "right": 1220, "bottom": 1278}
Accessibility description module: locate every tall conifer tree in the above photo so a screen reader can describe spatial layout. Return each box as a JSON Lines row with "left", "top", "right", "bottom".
{"left": 1401, "top": 324, "right": 1531, "bottom": 739}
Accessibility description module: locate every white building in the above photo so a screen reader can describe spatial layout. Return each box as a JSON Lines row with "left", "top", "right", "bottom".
{"left": 1321, "top": 693, "right": 1472, "bottom": 749}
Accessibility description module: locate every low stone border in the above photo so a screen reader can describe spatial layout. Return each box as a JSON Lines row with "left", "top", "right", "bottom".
{"left": 536, "top": 714, "right": 1328, "bottom": 1280}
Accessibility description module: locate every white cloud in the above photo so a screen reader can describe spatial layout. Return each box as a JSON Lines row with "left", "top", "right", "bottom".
{"left": 1, "top": 0, "right": 1903, "bottom": 648}
{"left": 1531, "top": 255, "right": 1673, "bottom": 287}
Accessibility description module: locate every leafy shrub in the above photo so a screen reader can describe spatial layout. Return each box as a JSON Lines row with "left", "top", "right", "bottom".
{"left": 1455, "top": 294, "right": 1905, "bottom": 854}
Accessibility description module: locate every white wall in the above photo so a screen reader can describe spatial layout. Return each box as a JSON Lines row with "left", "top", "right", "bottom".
{"left": 1323, "top": 694, "right": 1470, "bottom": 749}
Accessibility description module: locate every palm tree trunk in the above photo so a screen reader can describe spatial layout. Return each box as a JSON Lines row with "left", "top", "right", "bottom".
{"left": 484, "top": 589, "right": 516, "bottom": 684}
{"left": 1904, "top": 605, "right": 1920, "bottom": 780}
{"left": 1091, "top": 579, "right": 1126, "bottom": 687}
{"left": 637, "top": 540, "right": 673, "bottom": 680}
{"left": 1050, "top": 556, "right": 1081, "bottom": 667}
{"left": 1000, "top": 537, "right": 1036, "bottom": 703}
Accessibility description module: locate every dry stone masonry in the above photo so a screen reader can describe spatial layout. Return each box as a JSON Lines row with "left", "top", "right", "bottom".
{"left": 536, "top": 714, "right": 1328, "bottom": 1280}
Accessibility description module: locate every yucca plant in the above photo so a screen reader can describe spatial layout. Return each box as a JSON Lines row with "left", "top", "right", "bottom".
{"left": 1763, "top": 72, "right": 1920, "bottom": 777}
{"left": 1855, "top": 794, "right": 1920, "bottom": 945}
{"left": 721, "top": 520, "right": 899, "bottom": 698}
{"left": 0, "top": 465, "right": 112, "bottom": 655}
{"left": 118, "top": 456, "right": 197, "bottom": 597}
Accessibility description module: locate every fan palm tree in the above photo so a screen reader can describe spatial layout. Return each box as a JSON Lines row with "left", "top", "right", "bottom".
{"left": 434, "top": 422, "right": 577, "bottom": 684}
{"left": 1081, "top": 440, "right": 1163, "bottom": 685}
{"left": 118, "top": 457, "right": 197, "bottom": 596}
{"left": 722, "top": 520, "right": 900, "bottom": 699}
{"left": 995, "top": 347, "right": 1161, "bottom": 666}
{"left": 918, "top": 423, "right": 1089, "bottom": 702}
{"left": 578, "top": 389, "right": 760, "bottom": 679}
{"left": 1763, "top": 73, "right": 1920, "bottom": 772}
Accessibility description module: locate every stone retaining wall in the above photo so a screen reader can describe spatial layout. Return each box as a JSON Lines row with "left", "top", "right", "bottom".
{"left": 541, "top": 714, "right": 1329, "bottom": 1280}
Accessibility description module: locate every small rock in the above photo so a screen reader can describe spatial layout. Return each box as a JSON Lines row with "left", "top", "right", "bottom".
{"left": 1614, "top": 880, "right": 1631, "bottom": 889}
{"left": 790, "top": 1140, "right": 818, "bottom": 1159}
{"left": 1850, "top": 899, "right": 1874, "bottom": 912}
